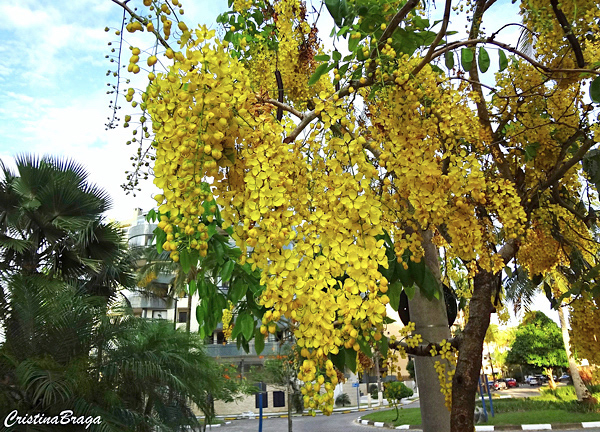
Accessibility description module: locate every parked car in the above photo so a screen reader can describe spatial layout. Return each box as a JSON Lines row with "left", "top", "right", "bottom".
{"left": 527, "top": 377, "right": 539, "bottom": 386}
{"left": 504, "top": 378, "right": 518, "bottom": 388}
{"left": 559, "top": 374, "right": 571, "bottom": 382}
{"left": 535, "top": 374, "right": 548, "bottom": 383}
{"left": 492, "top": 380, "right": 507, "bottom": 390}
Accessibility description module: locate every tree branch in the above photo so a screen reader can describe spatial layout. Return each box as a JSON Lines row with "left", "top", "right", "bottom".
{"left": 389, "top": 336, "right": 462, "bottom": 357}
{"left": 432, "top": 39, "right": 600, "bottom": 77}
{"left": 285, "top": 0, "right": 420, "bottom": 143}
{"left": 549, "top": 0, "right": 585, "bottom": 68}
{"left": 110, "top": 0, "right": 174, "bottom": 51}
{"left": 257, "top": 98, "right": 305, "bottom": 120}
{"left": 411, "top": 0, "right": 453, "bottom": 77}
{"left": 549, "top": 187, "right": 594, "bottom": 227}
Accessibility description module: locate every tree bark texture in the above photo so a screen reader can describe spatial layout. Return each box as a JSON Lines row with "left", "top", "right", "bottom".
{"left": 450, "top": 269, "right": 496, "bottom": 432}
{"left": 409, "top": 231, "right": 452, "bottom": 432}
{"left": 558, "top": 305, "right": 593, "bottom": 402}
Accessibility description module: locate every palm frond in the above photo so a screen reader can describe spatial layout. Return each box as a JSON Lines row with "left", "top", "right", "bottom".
{"left": 504, "top": 266, "right": 538, "bottom": 315}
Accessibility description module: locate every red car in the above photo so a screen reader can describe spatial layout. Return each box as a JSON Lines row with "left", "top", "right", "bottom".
{"left": 504, "top": 378, "right": 518, "bottom": 388}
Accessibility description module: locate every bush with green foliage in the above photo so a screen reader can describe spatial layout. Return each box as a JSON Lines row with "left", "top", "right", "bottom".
{"left": 335, "top": 393, "right": 351, "bottom": 407}
{"left": 384, "top": 381, "right": 414, "bottom": 420}
{"left": 369, "top": 384, "right": 379, "bottom": 399}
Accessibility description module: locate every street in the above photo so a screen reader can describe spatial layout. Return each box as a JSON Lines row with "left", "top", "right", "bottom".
{"left": 213, "top": 411, "right": 370, "bottom": 432}
{"left": 213, "top": 395, "right": 600, "bottom": 432}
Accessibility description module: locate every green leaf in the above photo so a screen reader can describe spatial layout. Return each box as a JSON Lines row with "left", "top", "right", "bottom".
{"left": 196, "top": 304, "right": 207, "bottom": 338}
{"left": 420, "top": 268, "right": 439, "bottom": 301}
{"left": 308, "top": 63, "right": 329, "bottom": 86}
{"left": 189, "top": 250, "right": 198, "bottom": 270}
{"left": 411, "top": 16, "right": 430, "bottom": 30}
{"left": 445, "top": 51, "right": 454, "bottom": 70}
{"left": 197, "top": 278, "right": 207, "bottom": 298}
{"left": 590, "top": 76, "right": 600, "bottom": 103}
{"left": 582, "top": 148, "right": 600, "bottom": 192}
{"left": 207, "top": 222, "right": 218, "bottom": 239}
{"left": 229, "top": 278, "right": 247, "bottom": 303}
{"left": 180, "top": 249, "right": 191, "bottom": 274}
{"left": 403, "top": 283, "right": 416, "bottom": 300}
{"left": 525, "top": 142, "right": 540, "bottom": 162}
{"left": 324, "top": 0, "right": 344, "bottom": 27}
{"left": 348, "top": 34, "right": 361, "bottom": 52}
{"left": 408, "top": 259, "right": 426, "bottom": 288}
{"left": 155, "top": 229, "right": 166, "bottom": 253}
{"left": 388, "top": 281, "right": 402, "bottom": 312}
{"left": 478, "top": 47, "right": 490, "bottom": 73}
{"left": 379, "top": 336, "right": 389, "bottom": 359}
{"left": 395, "top": 260, "right": 414, "bottom": 288}
{"left": 314, "top": 54, "right": 330, "bottom": 61}
{"left": 214, "top": 240, "right": 225, "bottom": 263}
{"left": 498, "top": 49, "right": 508, "bottom": 71}
{"left": 380, "top": 252, "right": 396, "bottom": 281}
{"left": 332, "top": 50, "right": 342, "bottom": 61}
{"left": 461, "top": 48, "right": 474, "bottom": 72}
{"left": 357, "top": 337, "right": 372, "bottom": 357}
{"left": 188, "top": 279, "right": 197, "bottom": 296}
{"left": 237, "top": 313, "right": 255, "bottom": 341}
{"left": 222, "top": 260, "right": 235, "bottom": 282}
{"left": 331, "top": 350, "right": 345, "bottom": 372}
{"left": 254, "top": 329, "right": 265, "bottom": 355}
{"left": 344, "top": 348, "right": 357, "bottom": 373}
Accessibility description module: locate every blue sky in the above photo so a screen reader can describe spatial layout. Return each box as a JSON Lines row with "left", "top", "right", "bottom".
{"left": 0, "top": 0, "right": 227, "bottom": 221}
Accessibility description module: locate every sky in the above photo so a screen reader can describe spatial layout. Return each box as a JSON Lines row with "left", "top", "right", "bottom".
{"left": 0, "top": 0, "right": 558, "bottom": 325}
{"left": 0, "top": 0, "right": 228, "bottom": 222}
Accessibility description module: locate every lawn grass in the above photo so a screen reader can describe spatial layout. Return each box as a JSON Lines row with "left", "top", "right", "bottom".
{"left": 361, "top": 387, "right": 600, "bottom": 427}
{"left": 362, "top": 406, "right": 600, "bottom": 427}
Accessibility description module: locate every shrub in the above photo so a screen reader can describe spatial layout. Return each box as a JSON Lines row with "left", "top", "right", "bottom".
{"left": 384, "top": 381, "right": 414, "bottom": 421}
{"left": 335, "top": 393, "right": 351, "bottom": 407}
{"left": 369, "top": 384, "right": 379, "bottom": 399}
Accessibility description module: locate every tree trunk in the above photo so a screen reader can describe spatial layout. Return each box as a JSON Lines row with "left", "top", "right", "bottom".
{"left": 557, "top": 305, "right": 593, "bottom": 401}
{"left": 186, "top": 293, "right": 192, "bottom": 332}
{"left": 287, "top": 380, "right": 293, "bottom": 432}
{"left": 409, "top": 231, "right": 452, "bottom": 432}
{"left": 450, "top": 268, "right": 496, "bottom": 432}
{"left": 373, "top": 350, "right": 382, "bottom": 404}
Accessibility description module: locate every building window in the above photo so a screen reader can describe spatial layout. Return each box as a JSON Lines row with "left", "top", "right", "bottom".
{"left": 152, "top": 310, "right": 167, "bottom": 319}
{"left": 273, "top": 391, "right": 285, "bottom": 407}
{"left": 178, "top": 311, "right": 188, "bottom": 323}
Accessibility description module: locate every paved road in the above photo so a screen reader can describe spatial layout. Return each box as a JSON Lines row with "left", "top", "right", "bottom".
{"left": 216, "top": 412, "right": 600, "bottom": 432}
{"left": 214, "top": 410, "right": 373, "bottom": 432}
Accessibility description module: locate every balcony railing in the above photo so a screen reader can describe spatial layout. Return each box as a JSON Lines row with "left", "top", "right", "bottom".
{"left": 203, "top": 341, "right": 288, "bottom": 358}
{"left": 128, "top": 294, "right": 171, "bottom": 309}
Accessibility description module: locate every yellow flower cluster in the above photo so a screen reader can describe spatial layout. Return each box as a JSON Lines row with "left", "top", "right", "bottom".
{"left": 145, "top": 27, "right": 257, "bottom": 260}
{"left": 520, "top": 0, "right": 600, "bottom": 67}
{"left": 298, "top": 359, "right": 338, "bottom": 414}
{"left": 430, "top": 339, "right": 457, "bottom": 410}
{"left": 222, "top": 301, "right": 234, "bottom": 341}
{"left": 569, "top": 296, "right": 600, "bottom": 369}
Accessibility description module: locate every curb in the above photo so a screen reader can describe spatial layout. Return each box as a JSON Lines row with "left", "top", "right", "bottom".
{"left": 217, "top": 401, "right": 418, "bottom": 422}
{"left": 355, "top": 419, "right": 600, "bottom": 430}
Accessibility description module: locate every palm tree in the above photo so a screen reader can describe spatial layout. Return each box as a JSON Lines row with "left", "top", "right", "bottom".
{"left": 0, "top": 154, "right": 135, "bottom": 297}
{"left": 0, "top": 274, "right": 246, "bottom": 432}
{"left": 504, "top": 268, "right": 592, "bottom": 401}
